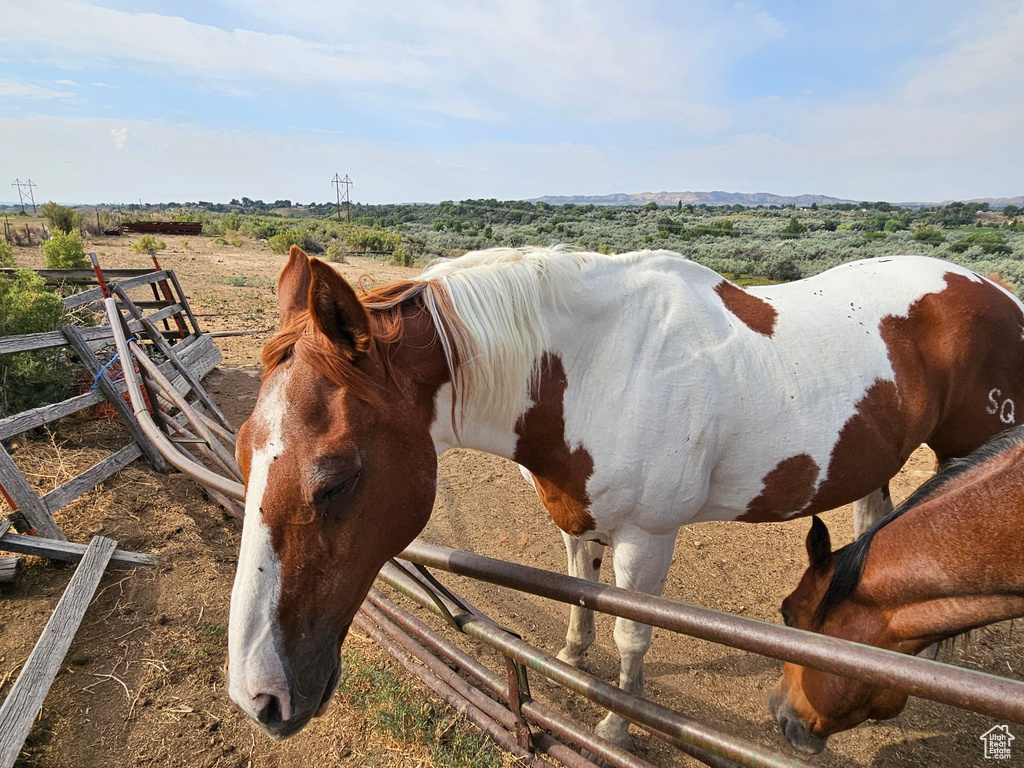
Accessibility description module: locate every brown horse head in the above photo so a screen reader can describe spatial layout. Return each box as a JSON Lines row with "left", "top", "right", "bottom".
{"left": 769, "top": 517, "right": 909, "bottom": 753}
{"left": 226, "top": 247, "right": 447, "bottom": 738}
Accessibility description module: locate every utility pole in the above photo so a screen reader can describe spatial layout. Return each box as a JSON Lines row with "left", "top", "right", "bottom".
{"left": 332, "top": 173, "right": 353, "bottom": 221}
{"left": 331, "top": 173, "right": 343, "bottom": 221}
{"left": 11, "top": 179, "right": 38, "bottom": 213}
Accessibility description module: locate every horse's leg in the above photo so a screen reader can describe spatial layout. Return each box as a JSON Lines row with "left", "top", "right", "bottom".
{"left": 556, "top": 531, "right": 604, "bottom": 668}
{"left": 853, "top": 484, "right": 893, "bottom": 537}
{"left": 593, "top": 528, "right": 678, "bottom": 751}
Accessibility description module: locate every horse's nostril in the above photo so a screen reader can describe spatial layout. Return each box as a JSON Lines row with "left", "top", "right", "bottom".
{"left": 255, "top": 693, "right": 283, "bottom": 726}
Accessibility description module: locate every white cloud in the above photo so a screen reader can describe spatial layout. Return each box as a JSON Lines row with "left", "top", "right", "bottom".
{"left": 3, "top": 0, "right": 778, "bottom": 132}
{"left": 111, "top": 127, "right": 128, "bottom": 151}
{"left": 0, "top": 78, "right": 72, "bottom": 99}
{"left": 3, "top": 0, "right": 429, "bottom": 86}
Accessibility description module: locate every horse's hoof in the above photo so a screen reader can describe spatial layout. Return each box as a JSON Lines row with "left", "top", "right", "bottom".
{"left": 594, "top": 715, "right": 633, "bottom": 753}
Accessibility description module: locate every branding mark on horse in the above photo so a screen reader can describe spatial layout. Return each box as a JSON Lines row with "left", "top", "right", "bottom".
{"left": 987, "top": 388, "right": 1016, "bottom": 425}
{"left": 714, "top": 280, "right": 778, "bottom": 337}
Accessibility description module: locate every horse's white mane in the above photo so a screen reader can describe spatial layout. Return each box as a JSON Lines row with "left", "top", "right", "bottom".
{"left": 408, "top": 245, "right": 683, "bottom": 431}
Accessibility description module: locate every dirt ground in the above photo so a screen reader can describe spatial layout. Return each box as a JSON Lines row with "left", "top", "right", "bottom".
{"left": 2, "top": 234, "right": 1021, "bottom": 767}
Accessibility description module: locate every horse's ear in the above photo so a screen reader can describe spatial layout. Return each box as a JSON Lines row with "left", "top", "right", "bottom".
{"left": 308, "top": 258, "right": 371, "bottom": 356}
{"left": 807, "top": 516, "right": 833, "bottom": 572}
{"left": 278, "top": 246, "right": 312, "bottom": 327}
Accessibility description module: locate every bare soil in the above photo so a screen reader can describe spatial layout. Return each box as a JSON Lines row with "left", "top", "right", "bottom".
{"left": 2, "top": 235, "right": 1020, "bottom": 767}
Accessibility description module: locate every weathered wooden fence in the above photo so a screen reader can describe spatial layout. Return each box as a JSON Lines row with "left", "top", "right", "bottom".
{"left": 0, "top": 263, "right": 226, "bottom": 765}
{"left": 0, "top": 266, "right": 219, "bottom": 542}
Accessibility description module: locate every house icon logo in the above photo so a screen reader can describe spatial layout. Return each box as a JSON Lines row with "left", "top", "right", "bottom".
{"left": 981, "top": 725, "right": 1014, "bottom": 760}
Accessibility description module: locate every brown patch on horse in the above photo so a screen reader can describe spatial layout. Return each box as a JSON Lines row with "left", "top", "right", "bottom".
{"left": 741, "top": 453, "right": 820, "bottom": 522}
{"left": 807, "top": 271, "right": 1024, "bottom": 512}
{"left": 513, "top": 354, "right": 596, "bottom": 536}
{"left": 714, "top": 280, "right": 778, "bottom": 337}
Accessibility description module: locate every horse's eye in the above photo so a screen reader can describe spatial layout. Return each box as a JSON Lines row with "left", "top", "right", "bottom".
{"left": 314, "top": 470, "right": 361, "bottom": 506}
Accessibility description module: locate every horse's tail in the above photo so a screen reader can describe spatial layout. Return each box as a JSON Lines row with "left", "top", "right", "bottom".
{"left": 986, "top": 272, "right": 1014, "bottom": 292}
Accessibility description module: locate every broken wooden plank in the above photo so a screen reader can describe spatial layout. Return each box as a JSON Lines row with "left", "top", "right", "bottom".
{"left": 0, "top": 448, "right": 65, "bottom": 541}
{"left": 108, "top": 270, "right": 169, "bottom": 293}
{"left": 0, "top": 391, "right": 106, "bottom": 442}
{"left": 0, "top": 557, "right": 24, "bottom": 584}
{"left": 0, "top": 331, "right": 67, "bottom": 356}
{"left": 0, "top": 530, "right": 155, "bottom": 568}
{"left": 40, "top": 443, "right": 143, "bottom": 514}
{"left": 0, "top": 536, "right": 117, "bottom": 768}
{"left": 0, "top": 522, "right": 16, "bottom": 581}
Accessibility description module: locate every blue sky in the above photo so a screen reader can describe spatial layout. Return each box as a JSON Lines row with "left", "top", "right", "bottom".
{"left": 1, "top": 0, "right": 1022, "bottom": 204}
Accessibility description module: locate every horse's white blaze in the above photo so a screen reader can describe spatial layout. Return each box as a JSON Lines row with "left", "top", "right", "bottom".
{"left": 228, "top": 375, "right": 291, "bottom": 722}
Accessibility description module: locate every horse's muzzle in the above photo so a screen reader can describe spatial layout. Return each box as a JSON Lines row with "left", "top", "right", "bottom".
{"left": 769, "top": 691, "right": 828, "bottom": 754}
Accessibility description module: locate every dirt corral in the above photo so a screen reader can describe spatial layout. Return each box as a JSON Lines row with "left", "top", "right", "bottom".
{"left": 2, "top": 235, "right": 1021, "bottom": 767}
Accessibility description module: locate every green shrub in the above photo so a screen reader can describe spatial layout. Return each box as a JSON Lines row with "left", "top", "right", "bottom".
{"left": 390, "top": 248, "right": 414, "bottom": 267}
{"left": 0, "top": 242, "right": 13, "bottom": 268}
{"left": 913, "top": 228, "right": 946, "bottom": 246}
{"left": 247, "top": 217, "right": 282, "bottom": 240}
{"left": 41, "top": 231, "right": 89, "bottom": 269}
{"left": 326, "top": 242, "right": 347, "bottom": 262}
{"left": 0, "top": 270, "right": 75, "bottom": 415}
{"left": 130, "top": 235, "right": 167, "bottom": 253}
{"left": 948, "top": 230, "right": 1011, "bottom": 255}
{"left": 267, "top": 228, "right": 323, "bottom": 254}
{"left": 780, "top": 217, "right": 807, "bottom": 238}
{"left": 41, "top": 201, "right": 80, "bottom": 234}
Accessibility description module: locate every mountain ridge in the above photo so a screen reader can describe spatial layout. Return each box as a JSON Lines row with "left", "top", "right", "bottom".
{"left": 531, "top": 190, "right": 1024, "bottom": 209}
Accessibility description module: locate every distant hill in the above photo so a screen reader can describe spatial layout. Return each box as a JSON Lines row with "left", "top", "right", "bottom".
{"left": 897, "top": 195, "right": 1024, "bottom": 209}
{"left": 531, "top": 190, "right": 857, "bottom": 207}
{"left": 531, "top": 190, "right": 1024, "bottom": 209}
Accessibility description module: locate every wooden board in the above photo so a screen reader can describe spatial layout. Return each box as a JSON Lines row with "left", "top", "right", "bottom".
{"left": 0, "top": 529, "right": 155, "bottom": 568}
{"left": 40, "top": 442, "right": 143, "bottom": 514}
{"left": 0, "top": 536, "right": 117, "bottom": 768}
{"left": 0, "top": 448, "right": 65, "bottom": 541}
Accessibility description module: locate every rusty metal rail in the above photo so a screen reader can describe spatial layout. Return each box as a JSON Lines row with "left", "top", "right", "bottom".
{"left": 398, "top": 540, "right": 1024, "bottom": 727}
{"left": 376, "top": 560, "right": 811, "bottom": 768}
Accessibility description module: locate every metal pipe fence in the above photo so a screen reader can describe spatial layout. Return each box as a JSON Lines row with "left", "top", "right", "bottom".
{"left": 398, "top": 540, "right": 1024, "bottom": 726}
{"left": 375, "top": 559, "right": 813, "bottom": 768}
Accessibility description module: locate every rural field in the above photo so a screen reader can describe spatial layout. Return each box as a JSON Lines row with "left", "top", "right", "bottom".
{"left": 2, "top": 223, "right": 1023, "bottom": 768}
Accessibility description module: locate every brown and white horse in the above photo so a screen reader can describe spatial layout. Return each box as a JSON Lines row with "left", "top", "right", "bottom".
{"left": 770, "top": 426, "right": 1024, "bottom": 754}
{"left": 227, "top": 245, "right": 1024, "bottom": 745}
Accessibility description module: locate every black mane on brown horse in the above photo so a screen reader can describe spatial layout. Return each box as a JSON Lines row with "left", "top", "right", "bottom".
{"left": 814, "top": 424, "right": 1024, "bottom": 626}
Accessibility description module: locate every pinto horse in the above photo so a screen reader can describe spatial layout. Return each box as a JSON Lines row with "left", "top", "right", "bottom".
{"left": 227, "top": 246, "right": 1024, "bottom": 745}
{"left": 770, "top": 426, "right": 1024, "bottom": 754}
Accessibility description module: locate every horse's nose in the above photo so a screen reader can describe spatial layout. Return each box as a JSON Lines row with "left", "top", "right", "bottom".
{"left": 254, "top": 692, "right": 284, "bottom": 727}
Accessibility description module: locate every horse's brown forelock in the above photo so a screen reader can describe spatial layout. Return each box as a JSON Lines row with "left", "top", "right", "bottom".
{"left": 260, "top": 279, "right": 443, "bottom": 402}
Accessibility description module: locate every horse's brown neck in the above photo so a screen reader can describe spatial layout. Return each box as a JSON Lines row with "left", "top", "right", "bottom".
{"left": 372, "top": 301, "right": 452, "bottom": 418}
{"left": 859, "top": 449, "right": 1024, "bottom": 649}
